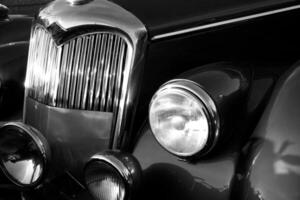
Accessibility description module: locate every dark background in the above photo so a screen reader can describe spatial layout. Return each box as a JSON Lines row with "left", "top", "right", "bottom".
{"left": 1, "top": 0, "right": 52, "bottom": 16}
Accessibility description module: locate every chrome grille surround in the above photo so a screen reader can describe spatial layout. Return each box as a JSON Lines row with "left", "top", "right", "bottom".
{"left": 26, "top": 25, "right": 130, "bottom": 113}
{"left": 24, "top": 0, "right": 147, "bottom": 149}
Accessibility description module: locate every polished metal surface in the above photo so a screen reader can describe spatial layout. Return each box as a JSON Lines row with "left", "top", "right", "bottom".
{"left": 91, "top": 153, "right": 131, "bottom": 182}
{"left": 84, "top": 160, "right": 126, "bottom": 200}
{"left": 25, "top": 97, "right": 112, "bottom": 177}
{"left": 26, "top": 25, "right": 129, "bottom": 113}
{"left": 152, "top": 4, "right": 300, "bottom": 40}
{"left": 67, "top": 0, "right": 93, "bottom": 5}
{"left": 0, "top": 3, "right": 7, "bottom": 8}
{"left": 150, "top": 79, "right": 220, "bottom": 156}
{"left": 0, "top": 122, "right": 50, "bottom": 187}
{"left": 88, "top": 151, "right": 142, "bottom": 197}
{"left": 25, "top": 0, "right": 147, "bottom": 149}
{"left": 38, "top": 0, "right": 146, "bottom": 42}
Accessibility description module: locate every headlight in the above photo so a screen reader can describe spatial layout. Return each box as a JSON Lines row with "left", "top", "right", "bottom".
{"left": 85, "top": 151, "right": 141, "bottom": 200}
{"left": 0, "top": 122, "right": 49, "bottom": 187}
{"left": 149, "top": 79, "right": 220, "bottom": 157}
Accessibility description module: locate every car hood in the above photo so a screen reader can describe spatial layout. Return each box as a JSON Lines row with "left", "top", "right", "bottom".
{"left": 109, "top": 0, "right": 299, "bottom": 38}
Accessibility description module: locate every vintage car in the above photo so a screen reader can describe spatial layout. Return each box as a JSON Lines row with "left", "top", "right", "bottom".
{"left": 1, "top": 0, "right": 300, "bottom": 199}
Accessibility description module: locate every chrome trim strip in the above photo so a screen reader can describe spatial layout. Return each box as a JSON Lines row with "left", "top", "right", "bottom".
{"left": 152, "top": 4, "right": 300, "bottom": 40}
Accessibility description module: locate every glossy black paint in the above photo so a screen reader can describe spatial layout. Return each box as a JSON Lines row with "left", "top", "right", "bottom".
{"left": 128, "top": 9, "right": 300, "bottom": 150}
{"left": 231, "top": 62, "right": 300, "bottom": 200}
{"left": 0, "top": 42, "right": 28, "bottom": 121}
{"left": 180, "top": 64, "right": 250, "bottom": 155}
{"left": 1, "top": 1, "right": 300, "bottom": 200}
{"left": 129, "top": 9, "right": 300, "bottom": 200}
{"left": 134, "top": 123, "right": 235, "bottom": 200}
{"left": 111, "top": 0, "right": 300, "bottom": 37}
{"left": 132, "top": 62, "right": 277, "bottom": 199}
{"left": 2, "top": 1, "right": 52, "bottom": 17}
{"left": 0, "top": 13, "right": 32, "bottom": 200}
{"left": 0, "top": 4, "right": 8, "bottom": 20}
{"left": 22, "top": 173, "right": 94, "bottom": 200}
{"left": 0, "top": 15, "right": 32, "bottom": 45}
{"left": 0, "top": 14, "right": 32, "bottom": 121}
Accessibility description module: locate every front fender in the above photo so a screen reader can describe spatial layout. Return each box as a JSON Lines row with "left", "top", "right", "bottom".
{"left": 232, "top": 62, "right": 300, "bottom": 200}
{"left": 132, "top": 63, "right": 276, "bottom": 200}
{"left": 0, "top": 15, "right": 32, "bottom": 45}
{"left": 0, "top": 42, "right": 28, "bottom": 120}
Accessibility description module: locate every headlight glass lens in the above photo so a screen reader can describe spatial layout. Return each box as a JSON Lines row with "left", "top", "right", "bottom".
{"left": 149, "top": 87, "right": 210, "bottom": 156}
{"left": 0, "top": 123, "right": 47, "bottom": 187}
{"left": 85, "top": 160, "right": 126, "bottom": 200}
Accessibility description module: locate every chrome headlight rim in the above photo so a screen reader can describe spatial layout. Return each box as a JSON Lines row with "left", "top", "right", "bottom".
{"left": 0, "top": 122, "right": 50, "bottom": 188}
{"left": 84, "top": 151, "right": 142, "bottom": 200}
{"left": 149, "top": 79, "right": 220, "bottom": 157}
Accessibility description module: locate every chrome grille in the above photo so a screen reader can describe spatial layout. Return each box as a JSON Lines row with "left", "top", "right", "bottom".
{"left": 25, "top": 26, "right": 128, "bottom": 112}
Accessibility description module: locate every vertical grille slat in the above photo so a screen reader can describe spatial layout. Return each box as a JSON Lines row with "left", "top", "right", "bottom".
{"left": 81, "top": 35, "right": 95, "bottom": 109}
{"left": 101, "top": 34, "right": 114, "bottom": 111}
{"left": 50, "top": 47, "right": 62, "bottom": 106}
{"left": 44, "top": 39, "right": 55, "bottom": 103}
{"left": 93, "top": 34, "right": 107, "bottom": 110}
{"left": 25, "top": 26, "right": 129, "bottom": 114}
{"left": 75, "top": 37, "right": 88, "bottom": 109}
{"left": 107, "top": 36, "right": 121, "bottom": 111}
{"left": 113, "top": 41, "right": 126, "bottom": 113}
{"left": 57, "top": 44, "right": 69, "bottom": 107}
{"left": 63, "top": 40, "right": 76, "bottom": 107}
{"left": 88, "top": 34, "right": 101, "bottom": 110}
{"left": 69, "top": 37, "right": 82, "bottom": 108}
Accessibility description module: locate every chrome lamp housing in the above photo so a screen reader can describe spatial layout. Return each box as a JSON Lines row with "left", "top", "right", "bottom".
{"left": 0, "top": 122, "right": 50, "bottom": 187}
{"left": 149, "top": 79, "right": 220, "bottom": 157}
{"left": 85, "top": 151, "right": 142, "bottom": 200}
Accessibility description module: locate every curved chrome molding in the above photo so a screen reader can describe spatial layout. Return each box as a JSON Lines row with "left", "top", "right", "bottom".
{"left": 152, "top": 4, "right": 300, "bottom": 40}
{"left": 89, "top": 151, "right": 141, "bottom": 192}
{"left": 26, "top": 0, "right": 148, "bottom": 149}
{"left": 0, "top": 3, "right": 8, "bottom": 17}
{"left": 38, "top": 0, "right": 146, "bottom": 42}
{"left": 0, "top": 122, "right": 50, "bottom": 187}
{"left": 1, "top": 122, "right": 49, "bottom": 162}
{"left": 66, "top": 0, "right": 92, "bottom": 6}
{"left": 90, "top": 153, "right": 131, "bottom": 182}
{"left": 150, "top": 79, "right": 220, "bottom": 157}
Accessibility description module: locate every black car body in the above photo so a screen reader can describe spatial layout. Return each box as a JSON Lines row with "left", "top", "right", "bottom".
{"left": 1, "top": 0, "right": 300, "bottom": 200}
{"left": 0, "top": 4, "right": 32, "bottom": 121}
